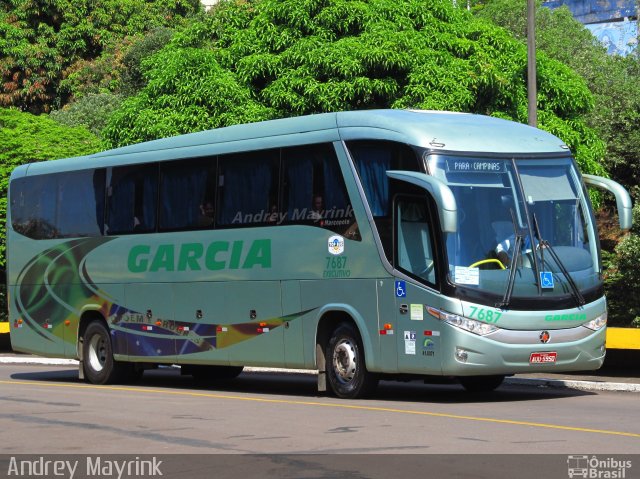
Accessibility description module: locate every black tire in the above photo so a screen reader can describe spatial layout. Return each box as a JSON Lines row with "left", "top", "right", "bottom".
{"left": 325, "top": 323, "right": 378, "bottom": 399}
{"left": 82, "top": 321, "right": 130, "bottom": 385}
{"left": 189, "top": 365, "right": 244, "bottom": 384}
{"left": 458, "top": 375, "right": 505, "bottom": 393}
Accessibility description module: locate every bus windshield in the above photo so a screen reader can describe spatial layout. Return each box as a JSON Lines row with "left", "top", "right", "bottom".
{"left": 428, "top": 155, "right": 600, "bottom": 301}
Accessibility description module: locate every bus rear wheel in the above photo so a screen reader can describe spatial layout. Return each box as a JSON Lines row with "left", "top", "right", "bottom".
{"left": 326, "top": 323, "right": 377, "bottom": 399}
{"left": 82, "top": 320, "right": 134, "bottom": 384}
{"left": 458, "top": 375, "right": 505, "bottom": 393}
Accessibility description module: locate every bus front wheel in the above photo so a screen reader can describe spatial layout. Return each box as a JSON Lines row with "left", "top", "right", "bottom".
{"left": 326, "top": 323, "right": 377, "bottom": 399}
{"left": 82, "top": 321, "right": 133, "bottom": 384}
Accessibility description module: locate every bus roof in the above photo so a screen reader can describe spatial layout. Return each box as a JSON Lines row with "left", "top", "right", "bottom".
{"left": 16, "top": 109, "right": 569, "bottom": 177}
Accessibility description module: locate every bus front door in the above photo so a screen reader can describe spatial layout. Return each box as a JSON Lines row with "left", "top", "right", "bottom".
{"left": 394, "top": 280, "right": 443, "bottom": 375}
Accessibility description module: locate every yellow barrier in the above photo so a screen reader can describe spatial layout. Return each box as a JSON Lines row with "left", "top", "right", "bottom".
{"left": 607, "top": 327, "right": 640, "bottom": 350}
{"left": 0, "top": 323, "right": 638, "bottom": 348}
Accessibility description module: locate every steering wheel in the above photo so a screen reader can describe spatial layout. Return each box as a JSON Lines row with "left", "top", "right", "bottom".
{"left": 469, "top": 259, "right": 506, "bottom": 270}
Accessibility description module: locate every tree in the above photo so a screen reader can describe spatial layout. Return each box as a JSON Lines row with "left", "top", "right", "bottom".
{"left": 0, "top": 0, "right": 202, "bottom": 114}
{"left": 103, "top": 0, "right": 606, "bottom": 179}
{"left": 120, "top": 27, "right": 176, "bottom": 96}
{"left": 50, "top": 93, "right": 124, "bottom": 137}
{"left": 603, "top": 204, "right": 640, "bottom": 327}
{"left": 102, "top": 48, "right": 274, "bottom": 146}
{"left": 0, "top": 107, "right": 101, "bottom": 320}
{"left": 49, "top": 27, "right": 178, "bottom": 137}
{"left": 475, "top": 0, "right": 640, "bottom": 198}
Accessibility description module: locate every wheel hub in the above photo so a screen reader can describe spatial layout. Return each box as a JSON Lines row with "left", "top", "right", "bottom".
{"left": 88, "top": 335, "right": 107, "bottom": 372}
{"left": 332, "top": 339, "right": 357, "bottom": 382}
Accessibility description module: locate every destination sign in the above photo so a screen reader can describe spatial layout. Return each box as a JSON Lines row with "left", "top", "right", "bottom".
{"left": 446, "top": 159, "right": 506, "bottom": 173}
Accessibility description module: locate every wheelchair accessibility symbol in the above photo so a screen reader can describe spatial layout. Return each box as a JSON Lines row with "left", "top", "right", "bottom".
{"left": 540, "top": 271, "right": 554, "bottom": 289}
{"left": 395, "top": 280, "right": 406, "bottom": 298}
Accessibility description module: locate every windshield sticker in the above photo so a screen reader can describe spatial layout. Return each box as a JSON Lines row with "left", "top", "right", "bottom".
{"left": 540, "top": 271, "right": 554, "bottom": 289}
{"left": 410, "top": 304, "right": 423, "bottom": 321}
{"left": 328, "top": 235, "right": 345, "bottom": 255}
{"left": 454, "top": 266, "right": 479, "bottom": 285}
{"left": 404, "top": 331, "right": 416, "bottom": 355}
{"left": 446, "top": 158, "right": 506, "bottom": 173}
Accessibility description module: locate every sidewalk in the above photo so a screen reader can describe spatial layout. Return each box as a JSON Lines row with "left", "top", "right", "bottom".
{"left": 1, "top": 349, "right": 638, "bottom": 393}
{"left": 511, "top": 366, "right": 640, "bottom": 393}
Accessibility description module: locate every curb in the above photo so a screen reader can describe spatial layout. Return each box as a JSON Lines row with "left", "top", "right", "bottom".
{"left": 0, "top": 356, "right": 79, "bottom": 366}
{"left": 1, "top": 355, "right": 638, "bottom": 393}
{"left": 504, "top": 376, "right": 640, "bottom": 393}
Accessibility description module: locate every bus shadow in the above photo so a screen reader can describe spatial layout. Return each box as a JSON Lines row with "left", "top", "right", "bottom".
{"left": 9, "top": 367, "right": 596, "bottom": 404}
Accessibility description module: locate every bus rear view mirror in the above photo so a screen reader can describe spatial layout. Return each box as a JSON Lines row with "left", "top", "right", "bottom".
{"left": 583, "top": 174, "right": 633, "bottom": 231}
{"left": 386, "top": 171, "right": 457, "bottom": 233}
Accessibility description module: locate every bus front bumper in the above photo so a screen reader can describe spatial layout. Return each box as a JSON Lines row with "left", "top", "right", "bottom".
{"left": 440, "top": 326, "right": 606, "bottom": 376}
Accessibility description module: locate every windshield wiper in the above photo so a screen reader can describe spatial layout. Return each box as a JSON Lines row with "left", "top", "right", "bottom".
{"left": 532, "top": 213, "right": 585, "bottom": 307}
{"left": 496, "top": 209, "right": 524, "bottom": 310}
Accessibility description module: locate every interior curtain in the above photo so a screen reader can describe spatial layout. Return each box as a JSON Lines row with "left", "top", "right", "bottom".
{"left": 218, "top": 157, "right": 271, "bottom": 225}
{"left": 352, "top": 145, "right": 390, "bottom": 216}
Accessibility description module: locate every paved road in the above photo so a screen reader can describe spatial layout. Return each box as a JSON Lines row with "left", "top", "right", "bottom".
{"left": 1, "top": 364, "right": 639, "bottom": 457}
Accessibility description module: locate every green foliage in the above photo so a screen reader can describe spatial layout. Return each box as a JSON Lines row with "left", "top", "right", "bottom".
{"left": 590, "top": 56, "right": 640, "bottom": 200}
{"left": 105, "top": 0, "right": 605, "bottom": 179}
{"left": 0, "top": 107, "right": 101, "bottom": 320}
{"left": 120, "top": 27, "right": 175, "bottom": 96}
{"left": 604, "top": 203, "right": 640, "bottom": 327}
{"left": 475, "top": 0, "right": 640, "bottom": 198}
{"left": 50, "top": 93, "right": 124, "bottom": 137}
{"left": 102, "top": 48, "right": 274, "bottom": 146}
{"left": 54, "top": 27, "right": 176, "bottom": 131}
{"left": 0, "top": 0, "right": 202, "bottom": 114}
{"left": 57, "top": 38, "right": 136, "bottom": 101}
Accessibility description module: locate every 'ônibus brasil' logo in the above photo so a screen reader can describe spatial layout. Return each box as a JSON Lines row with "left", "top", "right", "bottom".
{"left": 128, "top": 239, "right": 271, "bottom": 272}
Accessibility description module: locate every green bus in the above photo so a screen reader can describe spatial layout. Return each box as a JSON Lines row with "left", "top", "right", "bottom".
{"left": 7, "top": 110, "right": 632, "bottom": 397}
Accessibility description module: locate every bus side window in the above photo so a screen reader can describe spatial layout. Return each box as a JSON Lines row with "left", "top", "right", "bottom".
{"left": 10, "top": 175, "right": 58, "bottom": 239}
{"left": 159, "top": 157, "right": 217, "bottom": 231}
{"left": 347, "top": 140, "right": 422, "bottom": 260}
{"left": 281, "top": 143, "right": 359, "bottom": 239}
{"left": 11, "top": 169, "right": 105, "bottom": 239}
{"left": 56, "top": 169, "right": 105, "bottom": 237}
{"left": 395, "top": 196, "right": 437, "bottom": 286}
{"left": 216, "top": 150, "right": 279, "bottom": 227}
{"left": 105, "top": 164, "right": 158, "bottom": 235}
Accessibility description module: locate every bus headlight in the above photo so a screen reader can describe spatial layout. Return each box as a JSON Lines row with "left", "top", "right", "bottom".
{"left": 583, "top": 312, "right": 607, "bottom": 331}
{"left": 428, "top": 307, "right": 498, "bottom": 336}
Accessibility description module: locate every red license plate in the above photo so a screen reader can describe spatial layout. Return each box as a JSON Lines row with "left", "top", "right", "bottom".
{"left": 529, "top": 352, "right": 557, "bottom": 364}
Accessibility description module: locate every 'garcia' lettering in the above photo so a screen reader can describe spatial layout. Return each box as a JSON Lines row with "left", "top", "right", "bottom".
{"left": 127, "top": 240, "right": 271, "bottom": 272}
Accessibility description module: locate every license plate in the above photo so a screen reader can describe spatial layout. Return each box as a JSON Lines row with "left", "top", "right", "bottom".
{"left": 529, "top": 352, "right": 557, "bottom": 364}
